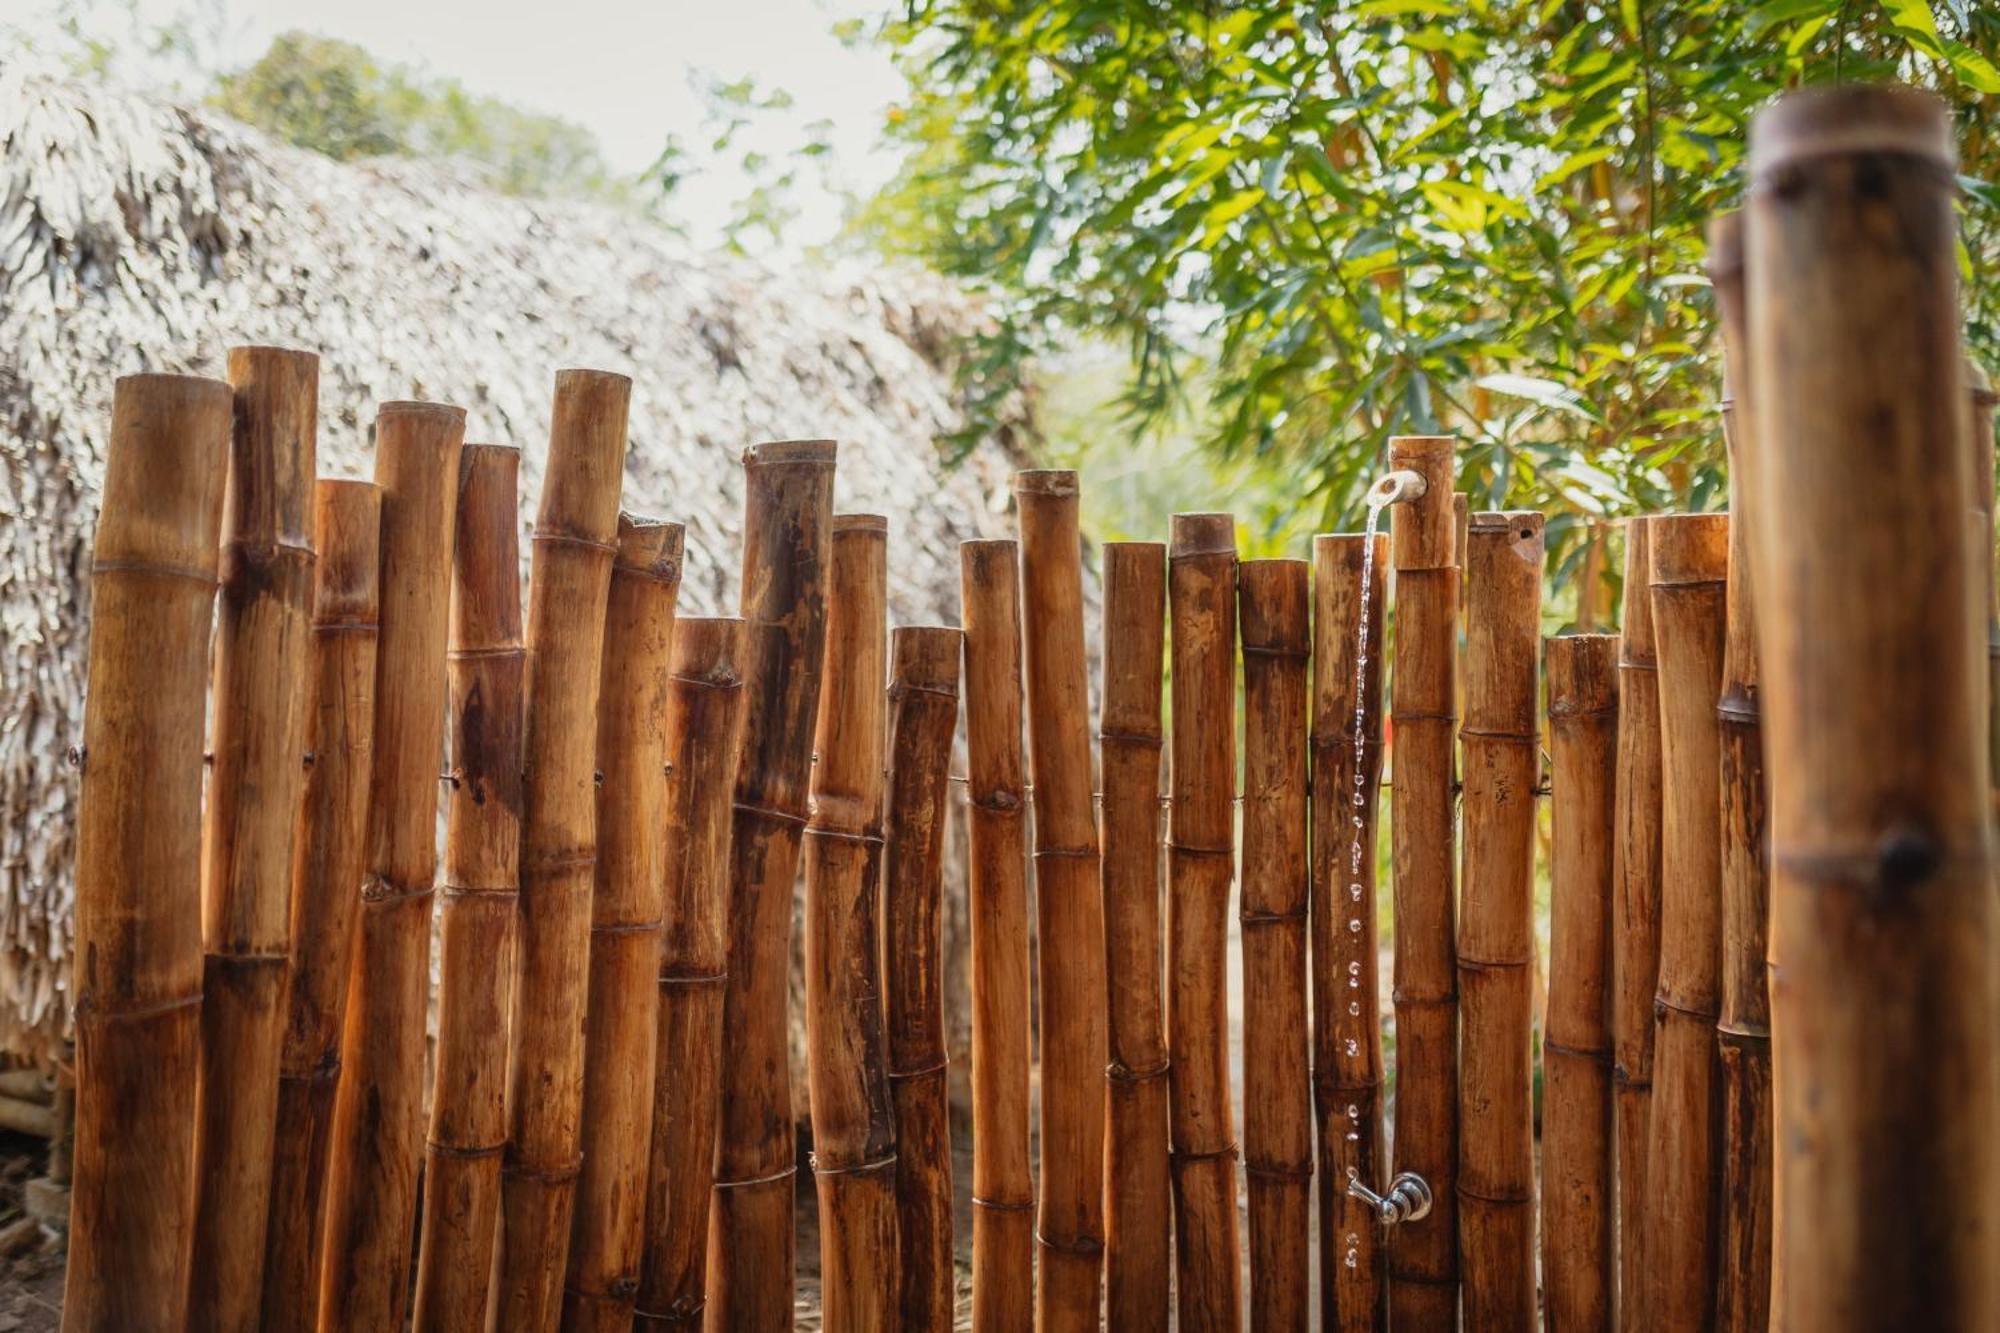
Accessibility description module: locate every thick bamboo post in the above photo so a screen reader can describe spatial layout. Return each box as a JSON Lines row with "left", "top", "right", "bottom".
{"left": 1747, "top": 86, "right": 1999, "bottom": 1328}
{"left": 1100, "top": 540, "right": 1170, "bottom": 1333}
{"left": 1167, "top": 511, "right": 1243, "bottom": 1333}
{"left": 63, "top": 373, "right": 230, "bottom": 1333}
{"left": 1014, "top": 469, "right": 1107, "bottom": 1332}
{"left": 497, "top": 370, "right": 629, "bottom": 1331}
{"left": 1455, "top": 511, "right": 1542, "bottom": 1333}
{"left": 635, "top": 617, "right": 748, "bottom": 1332}
{"left": 318, "top": 399, "right": 465, "bottom": 1330}
{"left": 1310, "top": 531, "right": 1389, "bottom": 1333}
{"left": 803, "top": 515, "right": 898, "bottom": 1330}
{"left": 710, "top": 439, "right": 838, "bottom": 1330}
{"left": 258, "top": 478, "right": 381, "bottom": 1333}
{"left": 1239, "top": 558, "right": 1312, "bottom": 1333}
{"left": 885, "top": 625, "right": 963, "bottom": 1332}
{"left": 411, "top": 444, "right": 525, "bottom": 1333}
{"left": 564, "top": 515, "right": 684, "bottom": 1332}
{"left": 961, "top": 539, "right": 1036, "bottom": 1330}
{"left": 1386, "top": 434, "right": 1460, "bottom": 1330}
{"left": 1543, "top": 633, "right": 1619, "bottom": 1331}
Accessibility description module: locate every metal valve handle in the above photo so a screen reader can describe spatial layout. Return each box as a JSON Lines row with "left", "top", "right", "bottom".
{"left": 1345, "top": 1171, "right": 1434, "bottom": 1227}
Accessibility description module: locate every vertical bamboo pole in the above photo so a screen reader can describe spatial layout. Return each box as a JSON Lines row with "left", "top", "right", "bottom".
{"left": 1543, "top": 633, "right": 1619, "bottom": 1332}
{"left": 961, "top": 539, "right": 1036, "bottom": 1330}
{"left": 1239, "top": 558, "right": 1312, "bottom": 1333}
{"left": 710, "top": 439, "right": 838, "bottom": 1330}
{"left": 1456, "top": 511, "right": 1542, "bottom": 1333}
{"left": 1167, "top": 511, "right": 1243, "bottom": 1333}
{"left": 885, "top": 625, "right": 963, "bottom": 1332}
{"left": 1014, "top": 469, "right": 1108, "bottom": 1332}
{"left": 635, "top": 616, "right": 748, "bottom": 1331}
{"left": 1100, "top": 540, "right": 1171, "bottom": 1333}
{"left": 1386, "top": 434, "right": 1460, "bottom": 1330}
{"left": 63, "top": 373, "right": 231, "bottom": 1333}
{"left": 803, "top": 514, "right": 898, "bottom": 1330}
{"left": 1747, "top": 85, "right": 1999, "bottom": 1329}
{"left": 259, "top": 478, "right": 381, "bottom": 1333}
{"left": 318, "top": 399, "right": 466, "bottom": 1330}
{"left": 564, "top": 515, "right": 684, "bottom": 1331}
{"left": 1967, "top": 357, "right": 1999, "bottom": 813}
{"left": 1311, "top": 531, "right": 1388, "bottom": 1333}
{"left": 412, "top": 444, "right": 524, "bottom": 1333}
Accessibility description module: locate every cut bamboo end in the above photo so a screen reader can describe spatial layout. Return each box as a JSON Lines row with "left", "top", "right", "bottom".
{"left": 223, "top": 346, "right": 319, "bottom": 547}
{"left": 1650, "top": 513, "right": 1729, "bottom": 586}
{"left": 1390, "top": 435, "right": 1458, "bottom": 570}
{"left": 1013, "top": 467, "right": 1078, "bottom": 497}
{"left": 1239, "top": 558, "right": 1311, "bottom": 655}
{"left": 1748, "top": 83, "right": 1954, "bottom": 178}
{"left": 892, "top": 624, "right": 964, "bottom": 689}
{"left": 743, "top": 437, "right": 838, "bottom": 468}
{"left": 1169, "top": 511, "right": 1236, "bottom": 558}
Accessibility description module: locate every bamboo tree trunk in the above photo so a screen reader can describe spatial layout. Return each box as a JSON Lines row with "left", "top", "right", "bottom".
{"left": 710, "top": 439, "right": 838, "bottom": 1330}
{"left": 1543, "top": 633, "right": 1619, "bottom": 1331}
{"left": 1966, "top": 357, "right": 1999, "bottom": 815}
{"left": 564, "top": 515, "right": 684, "bottom": 1332}
{"left": 1310, "top": 530, "right": 1388, "bottom": 1333}
{"left": 1239, "top": 558, "right": 1312, "bottom": 1333}
{"left": 188, "top": 347, "right": 319, "bottom": 1333}
{"left": 1014, "top": 469, "right": 1108, "bottom": 1333}
{"left": 259, "top": 478, "right": 381, "bottom": 1333}
{"left": 635, "top": 616, "right": 748, "bottom": 1331}
{"left": 1386, "top": 435, "right": 1460, "bottom": 1331}
{"left": 1100, "top": 540, "right": 1171, "bottom": 1333}
{"left": 804, "top": 515, "right": 898, "bottom": 1331}
{"left": 1167, "top": 511, "right": 1243, "bottom": 1333}
{"left": 412, "top": 444, "right": 525, "bottom": 1333}
{"left": 63, "top": 373, "right": 231, "bottom": 1333}
{"left": 1747, "top": 85, "right": 2000, "bottom": 1329}
{"left": 885, "top": 625, "right": 964, "bottom": 1332}
{"left": 961, "top": 539, "right": 1036, "bottom": 1331}
{"left": 319, "top": 399, "right": 466, "bottom": 1330}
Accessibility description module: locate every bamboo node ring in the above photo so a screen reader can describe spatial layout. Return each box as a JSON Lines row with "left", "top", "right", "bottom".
{"left": 801, "top": 825, "right": 885, "bottom": 847}
{"left": 888, "top": 1056, "right": 950, "bottom": 1081}
{"left": 1244, "top": 1159, "right": 1315, "bottom": 1182}
{"left": 732, "top": 800, "right": 807, "bottom": 829}
{"left": 1035, "top": 1229, "right": 1106, "bottom": 1257}
{"left": 1167, "top": 842, "right": 1234, "bottom": 859}
{"left": 359, "top": 872, "right": 435, "bottom": 904}
{"left": 656, "top": 971, "right": 727, "bottom": 989}
{"left": 90, "top": 557, "right": 219, "bottom": 588}
{"left": 591, "top": 916, "right": 666, "bottom": 936}
{"left": 1540, "top": 1037, "right": 1612, "bottom": 1064}
{"left": 808, "top": 1153, "right": 898, "bottom": 1178}
{"left": 1106, "top": 1056, "right": 1170, "bottom": 1083}
{"left": 502, "top": 1153, "right": 583, "bottom": 1184}
{"left": 1170, "top": 1142, "right": 1241, "bottom": 1166}
{"left": 712, "top": 1163, "right": 799, "bottom": 1190}
{"left": 425, "top": 1138, "right": 505, "bottom": 1160}
{"left": 1096, "top": 729, "right": 1165, "bottom": 749}
{"left": 1239, "top": 908, "right": 1307, "bottom": 926}
{"left": 972, "top": 1195, "right": 1035, "bottom": 1213}
{"left": 530, "top": 528, "right": 620, "bottom": 557}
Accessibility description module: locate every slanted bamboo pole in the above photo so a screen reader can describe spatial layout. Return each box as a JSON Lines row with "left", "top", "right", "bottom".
{"left": 564, "top": 515, "right": 684, "bottom": 1332}
{"left": 1386, "top": 434, "right": 1460, "bottom": 1331}
{"left": 498, "top": 370, "right": 630, "bottom": 1331}
{"left": 1747, "top": 85, "right": 1999, "bottom": 1328}
{"left": 187, "top": 347, "right": 318, "bottom": 1333}
{"left": 319, "top": 399, "right": 466, "bottom": 1329}
{"left": 412, "top": 444, "right": 525, "bottom": 1333}
{"left": 885, "top": 625, "right": 963, "bottom": 1332}
{"left": 1456, "top": 511, "right": 1542, "bottom": 1333}
{"left": 1014, "top": 469, "right": 1108, "bottom": 1333}
{"left": 259, "top": 478, "right": 381, "bottom": 1333}
{"left": 1543, "top": 633, "right": 1619, "bottom": 1332}
{"left": 1167, "top": 511, "right": 1243, "bottom": 1333}
{"left": 63, "top": 373, "right": 231, "bottom": 1333}
{"left": 961, "top": 539, "right": 1036, "bottom": 1331}
{"left": 1239, "top": 558, "right": 1312, "bottom": 1333}
{"left": 803, "top": 515, "right": 898, "bottom": 1331}
{"left": 1100, "top": 540, "right": 1170, "bottom": 1333}
{"left": 1310, "top": 531, "right": 1389, "bottom": 1333}
{"left": 710, "top": 439, "right": 838, "bottom": 1330}
{"left": 635, "top": 616, "right": 748, "bottom": 1331}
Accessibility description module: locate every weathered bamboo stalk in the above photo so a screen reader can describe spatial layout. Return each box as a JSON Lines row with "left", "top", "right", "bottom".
{"left": 1013, "top": 469, "right": 1107, "bottom": 1332}
{"left": 498, "top": 370, "right": 630, "bottom": 1331}
{"left": 258, "top": 478, "right": 381, "bottom": 1333}
{"left": 63, "top": 373, "right": 231, "bottom": 1333}
{"left": 564, "top": 515, "right": 684, "bottom": 1332}
{"left": 411, "top": 444, "right": 525, "bottom": 1333}
{"left": 1456, "top": 511, "right": 1542, "bottom": 1333}
{"left": 1239, "top": 558, "right": 1312, "bottom": 1333}
{"left": 803, "top": 515, "right": 898, "bottom": 1331}
{"left": 710, "top": 439, "right": 838, "bottom": 1329}
{"left": 961, "top": 539, "right": 1036, "bottom": 1331}
{"left": 1543, "top": 633, "right": 1619, "bottom": 1332}
{"left": 1747, "top": 85, "right": 1999, "bottom": 1329}
{"left": 1969, "top": 357, "right": 1999, "bottom": 815}
{"left": 885, "top": 625, "right": 963, "bottom": 1332}
{"left": 1386, "top": 434, "right": 1460, "bottom": 1331}
{"left": 635, "top": 616, "right": 748, "bottom": 1331}
{"left": 318, "top": 399, "right": 466, "bottom": 1329}
{"left": 1310, "top": 530, "right": 1388, "bottom": 1333}
{"left": 1167, "top": 511, "right": 1243, "bottom": 1333}
{"left": 1099, "top": 540, "right": 1170, "bottom": 1333}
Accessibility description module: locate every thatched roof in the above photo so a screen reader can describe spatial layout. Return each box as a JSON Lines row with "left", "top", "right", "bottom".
{"left": 0, "top": 69, "right": 1027, "bottom": 1064}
